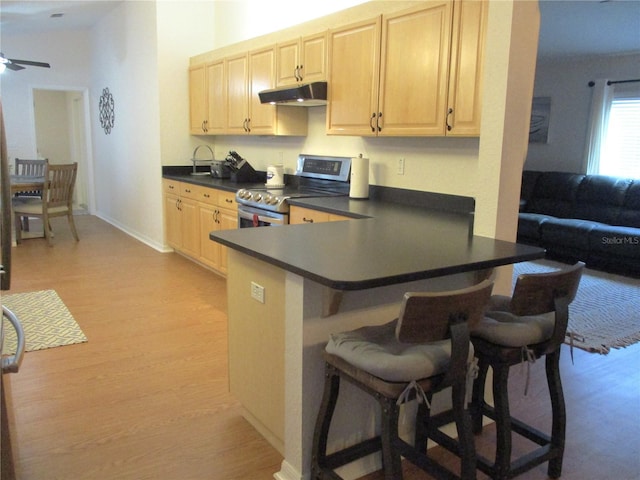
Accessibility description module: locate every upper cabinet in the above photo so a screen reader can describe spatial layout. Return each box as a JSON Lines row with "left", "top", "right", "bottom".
{"left": 276, "top": 32, "right": 328, "bottom": 87}
{"left": 189, "top": 59, "right": 226, "bottom": 135}
{"left": 191, "top": 46, "right": 307, "bottom": 136}
{"left": 326, "top": 0, "right": 487, "bottom": 137}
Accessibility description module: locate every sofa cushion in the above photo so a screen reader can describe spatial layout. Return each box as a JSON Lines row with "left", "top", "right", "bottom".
{"left": 619, "top": 182, "right": 640, "bottom": 228}
{"left": 526, "top": 172, "right": 584, "bottom": 218}
{"left": 518, "top": 212, "right": 551, "bottom": 242}
{"left": 540, "top": 217, "right": 599, "bottom": 251}
{"left": 574, "top": 175, "right": 633, "bottom": 224}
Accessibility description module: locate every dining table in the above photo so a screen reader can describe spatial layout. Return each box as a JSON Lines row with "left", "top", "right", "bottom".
{"left": 10, "top": 174, "right": 45, "bottom": 195}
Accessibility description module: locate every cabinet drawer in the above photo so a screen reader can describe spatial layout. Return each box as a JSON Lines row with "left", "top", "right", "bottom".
{"left": 290, "top": 206, "right": 329, "bottom": 224}
{"left": 179, "top": 183, "right": 200, "bottom": 200}
{"left": 193, "top": 185, "right": 218, "bottom": 205}
{"left": 218, "top": 190, "right": 238, "bottom": 211}
{"left": 163, "top": 179, "right": 181, "bottom": 195}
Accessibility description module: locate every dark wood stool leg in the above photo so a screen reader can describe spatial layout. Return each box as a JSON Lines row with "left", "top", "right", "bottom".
{"left": 546, "top": 350, "right": 566, "bottom": 479}
{"left": 379, "top": 396, "right": 403, "bottom": 480}
{"left": 492, "top": 364, "right": 512, "bottom": 480}
{"left": 311, "top": 363, "right": 342, "bottom": 479}
{"left": 452, "top": 382, "right": 477, "bottom": 480}
{"left": 414, "top": 400, "right": 430, "bottom": 453}
{"left": 471, "top": 358, "right": 489, "bottom": 434}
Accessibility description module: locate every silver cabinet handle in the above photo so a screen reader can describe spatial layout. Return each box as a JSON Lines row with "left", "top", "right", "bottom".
{"left": 2, "top": 306, "right": 25, "bottom": 374}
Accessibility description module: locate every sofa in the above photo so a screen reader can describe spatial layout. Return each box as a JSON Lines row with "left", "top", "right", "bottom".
{"left": 518, "top": 170, "right": 640, "bottom": 277}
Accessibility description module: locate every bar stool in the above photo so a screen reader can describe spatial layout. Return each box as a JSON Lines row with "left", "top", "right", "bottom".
{"left": 469, "top": 262, "right": 584, "bottom": 480}
{"left": 311, "top": 280, "right": 494, "bottom": 480}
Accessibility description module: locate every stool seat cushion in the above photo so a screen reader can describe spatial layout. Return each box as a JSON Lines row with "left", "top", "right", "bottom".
{"left": 472, "top": 310, "right": 555, "bottom": 347}
{"left": 325, "top": 319, "right": 470, "bottom": 382}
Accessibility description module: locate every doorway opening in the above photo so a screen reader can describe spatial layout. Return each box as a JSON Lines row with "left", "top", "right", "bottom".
{"left": 32, "top": 88, "right": 92, "bottom": 214}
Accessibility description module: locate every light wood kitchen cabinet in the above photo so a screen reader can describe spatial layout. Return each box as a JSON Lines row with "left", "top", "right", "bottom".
{"left": 226, "top": 52, "right": 250, "bottom": 134}
{"left": 276, "top": 32, "right": 328, "bottom": 87}
{"left": 164, "top": 180, "right": 199, "bottom": 257}
{"left": 326, "top": 0, "right": 486, "bottom": 137}
{"left": 289, "top": 205, "right": 351, "bottom": 225}
{"left": 189, "top": 60, "right": 226, "bottom": 135}
{"left": 189, "top": 64, "right": 208, "bottom": 134}
{"left": 199, "top": 190, "right": 238, "bottom": 274}
{"left": 164, "top": 179, "right": 238, "bottom": 275}
{"left": 225, "top": 47, "right": 308, "bottom": 136}
{"left": 445, "top": 0, "right": 487, "bottom": 136}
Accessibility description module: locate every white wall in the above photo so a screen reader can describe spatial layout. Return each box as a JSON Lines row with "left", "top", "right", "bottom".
{"left": 90, "top": 1, "right": 163, "bottom": 248}
{"left": 525, "top": 52, "right": 640, "bottom": 173}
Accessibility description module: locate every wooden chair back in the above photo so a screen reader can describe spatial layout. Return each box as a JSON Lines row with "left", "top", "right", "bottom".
{"left": 396, "top": 279, "right": 493, "bottom": 343}
{"left": 509, "top": 262, "right": 584, "bottom": 316}
{"left": 15, "top": 158, "right": 46, "bottom": 176}
{"left": 43, "top": 162, "right": 78, "bottom": 210}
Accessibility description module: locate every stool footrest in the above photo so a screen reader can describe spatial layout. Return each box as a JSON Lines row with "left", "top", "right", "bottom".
{"left": 323, "top": 436, "right": 381, "bottom": 471}
{"left": 478, "top": 403, "right": 552, "bottom": 446}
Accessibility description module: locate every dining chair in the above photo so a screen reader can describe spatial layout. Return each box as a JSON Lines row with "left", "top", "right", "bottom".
{"left": 311, "top": 280, "right": 494, "bottom": 480}
{"left": 468, "top": 261, "right": 584, "bottom": 480}
{"left": 12, "top": 162, "right": 79, "bottom": 246}
{"left": 14, "top": 158, "right": 47, "bottom": 230}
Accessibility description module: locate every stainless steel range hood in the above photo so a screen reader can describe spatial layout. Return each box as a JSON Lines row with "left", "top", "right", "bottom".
{"left": 258, "top": 82, "right": 327, "bottom": 106}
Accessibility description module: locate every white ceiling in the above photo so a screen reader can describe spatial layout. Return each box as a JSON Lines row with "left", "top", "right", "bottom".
{"left": 0, "top": 0, "right": 639, "bottom": 59}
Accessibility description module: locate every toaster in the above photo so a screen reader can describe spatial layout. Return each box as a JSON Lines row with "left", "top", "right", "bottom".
{"left": 210, "top": 160, "right": 231, "bottom": 179}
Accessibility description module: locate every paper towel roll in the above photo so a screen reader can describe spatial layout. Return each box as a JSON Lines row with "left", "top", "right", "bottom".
{"left": 350, "top": 156, "right": 369, "bottom": 199}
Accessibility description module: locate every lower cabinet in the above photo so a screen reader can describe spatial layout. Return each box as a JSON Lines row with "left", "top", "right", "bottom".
{"left": 163, "top": 179, "right": 238, "bottom": 275}
{"left": 289, "top": 205, "right": 351, "bottom": 224}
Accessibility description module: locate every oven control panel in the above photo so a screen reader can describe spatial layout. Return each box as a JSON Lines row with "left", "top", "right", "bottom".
{"left": 296, "top": 154, "right": 351, "bottom": 182}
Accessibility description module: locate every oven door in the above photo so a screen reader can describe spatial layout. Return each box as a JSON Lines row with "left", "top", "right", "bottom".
{"left": 238, "top": 205, "right": 288, "bottom": 227}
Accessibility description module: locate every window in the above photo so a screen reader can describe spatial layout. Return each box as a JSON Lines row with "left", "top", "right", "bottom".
{"left": 595, "top": 83, "right": 640, "bottom": 179}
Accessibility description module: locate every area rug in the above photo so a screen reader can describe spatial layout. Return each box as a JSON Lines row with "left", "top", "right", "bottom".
{"left": 513, "top": 260, "right": 640, "bottom": 354}
{"left": 2, "top": 290, "right": 87, "bottom": 354}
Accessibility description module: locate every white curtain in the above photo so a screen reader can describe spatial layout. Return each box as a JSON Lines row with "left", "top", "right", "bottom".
{"left": 583, "top": 79, "right": 614, "bottom": 174}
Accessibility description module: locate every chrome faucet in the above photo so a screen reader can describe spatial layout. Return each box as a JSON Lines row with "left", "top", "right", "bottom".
{"left": 191, "top": 145, "right": 215, "bottom": 175}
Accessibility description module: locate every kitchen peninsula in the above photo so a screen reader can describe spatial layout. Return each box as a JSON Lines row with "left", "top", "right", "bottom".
{"left": 210, "top": 193, "right": 544, "bottom": 480}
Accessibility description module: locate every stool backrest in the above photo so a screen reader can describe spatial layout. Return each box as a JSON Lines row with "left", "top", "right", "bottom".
{"left": 510, "top": 262, "right": 584, "bottom": 316}
{"left": 396, "top": 279, "right": 493, "bottom": 343}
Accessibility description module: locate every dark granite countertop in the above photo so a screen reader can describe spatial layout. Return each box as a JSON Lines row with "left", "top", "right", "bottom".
{"left": 211, "top": 199, "right": 543, "bottom": 291}
{"left": 163, "top": 168, "right": 544, "bottom": 290}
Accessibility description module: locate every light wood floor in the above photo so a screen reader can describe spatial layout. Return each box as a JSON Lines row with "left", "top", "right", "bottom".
{"left": 5, "top": 216, "right": 640, "bottom": 479}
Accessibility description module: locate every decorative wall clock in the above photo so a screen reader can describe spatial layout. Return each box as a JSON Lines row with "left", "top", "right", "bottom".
{"left": 99, "top": 88, "right": 115, "bottom": 134}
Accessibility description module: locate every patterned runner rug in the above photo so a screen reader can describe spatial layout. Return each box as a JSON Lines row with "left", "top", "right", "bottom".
{"left": 2, "top": 290, "right": 87, "bottom": 354}
{"left": 513, "top": 259, "right": 640, "bottom": 354}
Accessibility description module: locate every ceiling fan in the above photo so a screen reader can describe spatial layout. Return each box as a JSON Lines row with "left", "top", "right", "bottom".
{"left": 0, "top": 52, "right": 50, "bottom": 72}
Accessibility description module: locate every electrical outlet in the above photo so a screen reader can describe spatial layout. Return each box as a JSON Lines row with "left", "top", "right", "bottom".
{"left": 397, "top": 157, "right": 405, "bottom": 175}
{"left": 251, "top": 281, "right": 265, "bottom": 303}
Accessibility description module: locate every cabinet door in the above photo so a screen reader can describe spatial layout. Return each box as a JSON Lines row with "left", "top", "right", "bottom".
{"left": 276, "top": 39, "right": 300, "bottom": 87}
{"left": 217, "top": 207, "right": 238, "bottom": 274}
{"left": 226, "top": 53, "right": 249, "bottom": 134}
{"left": 165, "top": 193, "right": 182, "bottom": 248}
{"left": 326, "top": 17, "right": 381, "bottom": 136}
{"left": 189, "top": 64, "right": 207, "bottom": 134}
{"left": 180, "top": 198, "right": 200, "bottom": 258}
{"left": 248, "top": 46, "right": 277, "bottom": 135}
{"left": 199, "top": 204, "right": 221, "bottom": 270}
{"left": 446, "top": 0, "right": 487, "bottom": 136}
{"left": 300, "top": 32, "right": 327, "bottom": 83}
{"left": 206, "top": 59, "right": 226, "bottom": 134}
{"left": 378, "top": 2, "right": 452, "bottom": 136}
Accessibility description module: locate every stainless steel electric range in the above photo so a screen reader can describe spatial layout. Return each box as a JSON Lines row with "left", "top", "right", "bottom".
{"left": 236, "top": 154, "right": 351, "bottom": 227}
